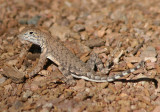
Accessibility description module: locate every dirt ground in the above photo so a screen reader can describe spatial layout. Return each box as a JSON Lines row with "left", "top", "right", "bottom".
{"left": 0, "top": 0, "right": 160, "bottom": 112}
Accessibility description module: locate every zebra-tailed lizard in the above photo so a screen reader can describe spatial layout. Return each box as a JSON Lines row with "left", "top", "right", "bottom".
{"left": 18, "top": 27, "right": 144, "bottom": 85}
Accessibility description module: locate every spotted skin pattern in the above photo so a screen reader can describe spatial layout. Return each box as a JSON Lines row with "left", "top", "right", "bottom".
{"left": 18, "top": 27, "right": 144, "bottom": 85}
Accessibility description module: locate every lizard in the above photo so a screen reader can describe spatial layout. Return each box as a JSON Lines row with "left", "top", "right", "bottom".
{"left": 17, "top": 27, "right": 144, "bottom": 85}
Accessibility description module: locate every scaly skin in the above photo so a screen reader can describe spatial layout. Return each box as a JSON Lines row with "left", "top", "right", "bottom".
{"left": 18, "top": 27, "right": 144, "bottom": 85}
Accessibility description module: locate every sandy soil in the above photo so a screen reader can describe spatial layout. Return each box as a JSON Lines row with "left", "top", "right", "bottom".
{"left": 0, "top": 0, "right": 160, "bottom": 112}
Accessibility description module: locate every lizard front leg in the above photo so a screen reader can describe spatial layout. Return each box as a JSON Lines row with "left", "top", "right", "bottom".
{"left": 27, "top": 48, "right": 47, "bottom": 78}
{"left": 58, "top": 66, "right": 76, "bottom": 86}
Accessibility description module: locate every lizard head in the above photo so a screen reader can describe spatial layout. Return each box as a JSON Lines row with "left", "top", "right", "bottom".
{"left": 18, "top": 27, "right": 44, "bottom": 46}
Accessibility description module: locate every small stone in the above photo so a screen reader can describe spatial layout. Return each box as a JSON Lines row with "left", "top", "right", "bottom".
{"left": 70, "top": 32, "right": 81, "bottom": 40}
{"left": 127, "top": 63, "right": 134, "bottom": 68}
{"left": 80, "top": 32, "right": 88, "bottom": 40}
{"left": 134, "top": 108, "right": 146, "bottom": 112}
{"left": 73, "top": 79, "right": 85, "bottom": 90}
{"left": 41, "top": 102, "right": 53, "bottom": 112}
{"left": 140, "top": 46, "right": 157, "bottom": 62}
{"left": 4, "top": 84, "right": 12, "bottom": 90}
{"left": 8, "top": 19, "right": 18, "bottom": 28}
{"left": 144, "top": 57, "right": 157, "bottom": 62}
{"left": 146, "top": 31, "right": 153, "bottom": 37}
{"left": 43, "top": 102, "right": 53, "bottom": 108}
{"left": 67, "top": 15, "right": 76, "bottom": 21}
{"left": 28, "top": 15, "right": 41, "bottom": 25}
{"left": 40, "top": 108, "right": 50, "bottom": 112}
{"left": 124, "top": 57, "right": 142, "bottom": 63}
{"left": 115, "top": 82, "right": 123, "bottom": 90}
{"left": 18, "top": 18, "right": 28, "bottom": 24}
{"left": 152, "top": 106, "right": 160, "bottom": 112}
{"left": 156, "top": 45, "right": 160, "bottom": 50}
{"left": 150, "top": 94, "right": 158, "bottom": 101}
{"left": 30, "top": 83, "right": 39, "bottom": 91}
{"left": 106, "top": 95, "right": 116, "bottom": 101}
{"left": 141, "top": 96, "right": 151, "bottom": 105}
{"left": 106, "top": 28, "right": 112, "bottom": 34}
{"left": 73, "top": 24, "right": 85, "bottom": 32}
{"left": 110, "top": 7, "right": 126, "bottom": 21}
{"left": 97, "top": 27, "right": 106, "bottom": 37}
{"left": 49, "top": 24, "right": 71, "bottom": 41}
{"left": 146, "top": 62, "right": 156, "bottom": 70}
{"left": 120, "top": 25, "right": 127, "bottom": 32}
{"left": 2, "top": 65, "right": 25, "bottom": 83}
{"left": 84, "top": 38, "right": 105, "bottom": 48}
{"left": 14, "top": 100, "right": 23, "bottom": 109}
{"left": 93, "top": 47, "right": 108, "bottom": 54}
{"left": 80, "top": 52, "right": 90, "bottom": 62}
{"left": 22, "top": 90, "right": 33, "bottom": 101}
{"left": 43, "top": 20, "right": 53, "bottom": 27}
{"left": 6, "top": 59, "right": 18, "bottom": 66}
{"left": 97, "top": 82, "right": 109, "bottom": 90}
{"left": 85, "top": 88, "right": 90, "bottom": 92}
{"left": 131, "top": 39, "right": 139, "bottom": 48}
{"left": 119, "top": 107, "right": 129, "bottom": 112}
{"left": 0, "top": 76, "right": 6, "bottom": 84}
{"left": 138, "top": 102, "right": 147, "bottom": 109}
{"left": 118, "top": 100, "right": 130, "bottom": 106}
{"left": 130, "top": 105, "right": 137, "bottom": 110}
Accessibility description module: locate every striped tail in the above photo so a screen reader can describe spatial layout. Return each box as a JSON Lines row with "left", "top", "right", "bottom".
{"left": 106, "top": 61, "right": 144, "bottom": 82}
{"left": 71, "top": 61, "right": 144, "bottom": 82}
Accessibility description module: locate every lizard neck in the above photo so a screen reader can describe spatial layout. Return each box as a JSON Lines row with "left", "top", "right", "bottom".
{"left": 39, "top": 38, "right": 47, "bottom": 52}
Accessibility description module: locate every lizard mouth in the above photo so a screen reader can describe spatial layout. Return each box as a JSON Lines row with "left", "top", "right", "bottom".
{"left": 18, "top": 38, "right": 30, "bottom": 44}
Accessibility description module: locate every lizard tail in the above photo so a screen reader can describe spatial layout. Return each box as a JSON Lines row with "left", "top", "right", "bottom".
{"left": 105, "top": 61, "right": 144, "bottom": 82}
{"left": 72, "top": 61, "right": 144, "bottom": 82}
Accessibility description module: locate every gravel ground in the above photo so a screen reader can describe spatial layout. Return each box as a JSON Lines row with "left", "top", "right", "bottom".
{"left": 0, "top": 0, "right": 160, "bottom": 112}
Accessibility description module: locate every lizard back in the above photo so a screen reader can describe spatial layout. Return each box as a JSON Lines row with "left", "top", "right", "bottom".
{"left": 18, "top": 27, "right": 144, "bottom": 82}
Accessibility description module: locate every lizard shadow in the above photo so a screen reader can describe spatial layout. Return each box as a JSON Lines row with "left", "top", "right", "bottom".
{"left": 114, "top": 78, "right": 158, "bottom": 88}
{"left": 29, "top": 44, "right": 41, "bottom": 53}
{"left": 28, "top": 44, "right": 56, "bottom": 69}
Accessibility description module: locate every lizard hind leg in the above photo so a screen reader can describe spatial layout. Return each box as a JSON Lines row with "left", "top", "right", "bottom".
{"left": 58, "top": 66, "right": 76, "bottom": 86}
{"left": 86, "top": 53, "right": 97, "bottom": 70}
{"left": 87, "top": 53, "right": 110, "bottom": 74}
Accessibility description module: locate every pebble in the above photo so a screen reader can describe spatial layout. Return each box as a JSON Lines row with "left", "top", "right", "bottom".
{"left": 73, "top": 24, "right": 85, "bottom": 32}
{"left": 152, "top": 106, "right": 160, "bottom": 112}
{"left": 28, "top": 15, "right": 41, "bottom": 25}
{"left": 0, "top": 76, "right": 6, "bottom": 84}
{"left": 80, "top": 32, "right": 88, "bottom": 40}
{"left": 49, "top": 24, "right": 71, "bottom": 41}
{"left": 30, "top": 83, "right": 39, "bottom": 91}
{"left": 1, "top": 0, "right": 160, "bottom": 112}
{"left": 140, "top": 46, "right": 157, "bottom": 62}
{"left": 146, "top": 62, "right": 156, "bottom": 70}
{"left": 97, "top": 27, "right": 106, "bottom": 37}
{"left": 14, "top": 100, "right": 23, "bottom": 109}
{"left": 2, "top": 65, "right": 25, "bottom": 83}
{"left": 41, "top": 103, "right": 53, "bottom": 112}
{"left": 124, "top": 57, "right": 142, "bottom": 63}
{"left": 73, "top": 79, "right": 85, "bottom": 91}
{"left": 22, "top": 90, "right": 33, "bottom": 101}
{"left": 110, "top": 7, "right": 126, "bottom": 21}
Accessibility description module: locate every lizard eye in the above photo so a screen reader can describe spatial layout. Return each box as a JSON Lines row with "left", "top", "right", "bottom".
{"left": 29, "top": 32, "right": 33, "bottom": 34}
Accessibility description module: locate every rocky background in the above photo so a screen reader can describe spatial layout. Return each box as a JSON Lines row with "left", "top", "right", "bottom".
{"left": 0, "top": 0, "right": 160, "bottom": 112}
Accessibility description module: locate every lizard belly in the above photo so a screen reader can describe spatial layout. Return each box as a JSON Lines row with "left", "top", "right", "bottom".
{"left": 47, "top": 55, "right": 60, "bottom": 66}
